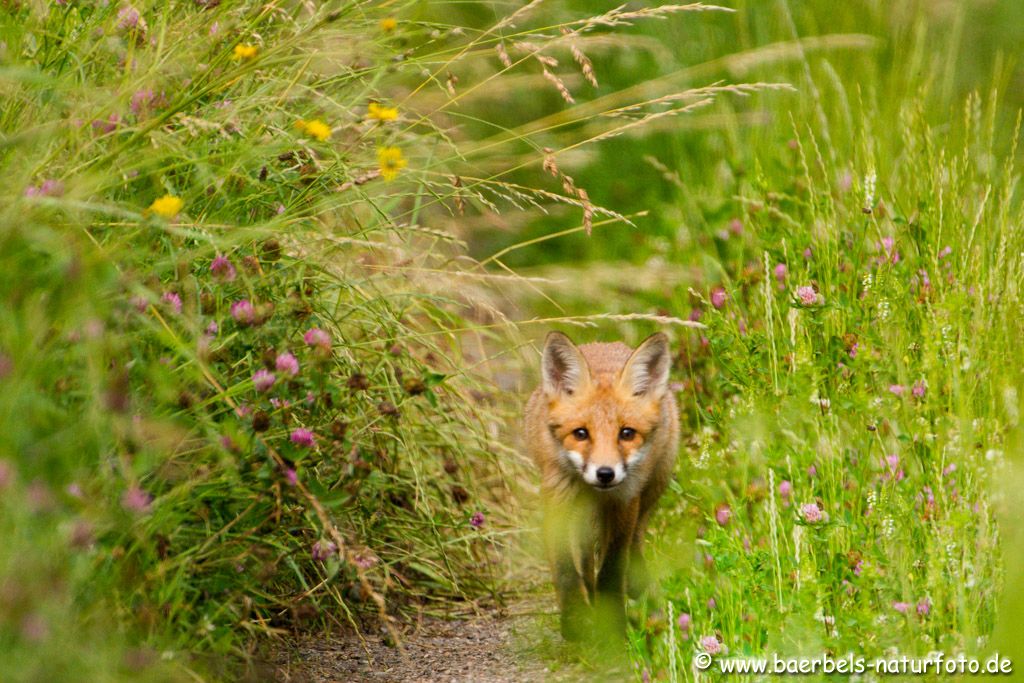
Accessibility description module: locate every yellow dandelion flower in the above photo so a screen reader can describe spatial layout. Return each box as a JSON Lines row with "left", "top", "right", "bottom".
{"left": 379, "top": 17, "right": 397, "bottom": 32}
{"left": 296, "top": 118, "right": 331, "bottom": 142}
{"left": 149, "top": 194, "right": 183, "bottom": 219}
{"left": 367, "top": 103, "right": 399, "bottom": 122}
{"left": 377, "top": 146, "right": 407, "bottom": 181}
{"left": 233, "top": 44, "right": 258, "bottom": 60}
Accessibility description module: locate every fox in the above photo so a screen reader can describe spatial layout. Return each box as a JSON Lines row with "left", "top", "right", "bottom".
{"left": 525, "top": 331, "right": 679, "bottom": 641}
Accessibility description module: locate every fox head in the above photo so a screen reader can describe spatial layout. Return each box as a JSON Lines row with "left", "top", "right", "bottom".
{"left": 541, "top": 331, "right": 672, "bottom": 491}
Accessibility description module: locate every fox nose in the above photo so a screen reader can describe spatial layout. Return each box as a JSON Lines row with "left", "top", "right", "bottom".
{"left": 595, "top": 467, "right": 616, "bottom": 485}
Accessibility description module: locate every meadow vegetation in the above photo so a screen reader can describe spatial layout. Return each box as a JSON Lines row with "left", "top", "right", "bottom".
{"left": 486, "top": 1, "right": 1024, "bottom": 679}
{"left": 1, "top": 0, "right": 1022, "bottom": 681}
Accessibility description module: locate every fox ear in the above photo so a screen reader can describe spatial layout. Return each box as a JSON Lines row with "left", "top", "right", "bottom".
{"left": 619, "top": 333, "right": 671, "bottom": 397}
{"left": 541, "top": 332, "right": 590, "bottom": 397}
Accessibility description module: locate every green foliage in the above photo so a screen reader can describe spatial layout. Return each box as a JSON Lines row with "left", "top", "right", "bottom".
{"left": 0, "top": 1, "right": 538, "bottom": 678}
{"left": 486, "top": 1, "right": 1024, "bottom": 679}
{"left": 3, "top": 0, "right": 1024, "bottom": 680}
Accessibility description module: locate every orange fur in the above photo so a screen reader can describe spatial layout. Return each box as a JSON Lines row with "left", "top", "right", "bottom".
{"left": 525, "top": 332, "right": 679, "bottom": 640}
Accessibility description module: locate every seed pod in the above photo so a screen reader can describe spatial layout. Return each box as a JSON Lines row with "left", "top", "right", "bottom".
{"left": 347, "top": 373, "right": 370, "bottom": 391}
{"left": 252, "top": 410, "right": 270, "bottom": 432}
{"left": 262, "top": 240, "right": 281, "bottom": 261}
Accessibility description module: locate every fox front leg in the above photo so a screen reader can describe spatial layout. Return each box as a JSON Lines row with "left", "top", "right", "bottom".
{"left": 626, "top": 510, "right": 653, "bottom": 599}
{"left": 554, "top": 553, "right": 590, "bottom": 641}
{"left": 594, "top": 537, "right": 628, "bottom": 638}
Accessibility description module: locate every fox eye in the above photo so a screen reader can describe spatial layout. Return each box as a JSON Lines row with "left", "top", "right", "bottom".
{"left": 572, "top": 427, "right": 589, "bottom": 441}
{"left": 619, "top": 427, "right": 637, "bottom": 441}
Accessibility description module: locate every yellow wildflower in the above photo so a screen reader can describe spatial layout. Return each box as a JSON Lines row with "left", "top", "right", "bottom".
{"left": 379, "top": 17, "right": 397, "bottom": 32}
{"left": 367, "top": 103, "right": 399, "bottom": 122}
{"left": 233, "top": 44, "right": 258, "bottom": 60}
{"left": 296, "top": 118, "right": 331, "bottom": 142}
{"left": 149, "top": 194, "right": 183, "bottom": 219}
{"left": 377, "top": 146, "right": 407, "bottom": 181}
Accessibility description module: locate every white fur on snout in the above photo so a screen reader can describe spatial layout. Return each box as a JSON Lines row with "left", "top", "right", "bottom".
{"left": 583, "top": 462, "right": 626, "bottom": 488}
{"left": 559, "top": 449, "right": 584, "bottom": 472}
{"left": 626, "top": 444, "right": 650, "bottom": 467}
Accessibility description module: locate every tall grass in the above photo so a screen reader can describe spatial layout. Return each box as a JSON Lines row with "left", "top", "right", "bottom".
{"left": 487, "top": 0, "right": 1024, "bottom": 678}
{"left": 0, "top": 1, "right": 787, "bottom": 679}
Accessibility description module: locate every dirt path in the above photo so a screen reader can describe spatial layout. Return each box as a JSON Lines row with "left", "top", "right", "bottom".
{"left": 273, "top": 606, "right": 555, "bottom": 682}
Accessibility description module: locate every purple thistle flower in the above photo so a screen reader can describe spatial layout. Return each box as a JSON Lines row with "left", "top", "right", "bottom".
{"left": 352, "top": 553, "right": 377, "bottom": 570}
{"left": 25, "top": 179, "right": 65, "bottom": 198}
{"left": 917, "top": 598, "right": 931, "bottom": 616}
{"left": 796, "top": 285, "right": 821, "bottom": 306}
{"left": 880, "top": 236, "right": 900, "bottom": 263}
{"left": 912, "top": 380, "right": 926, "bottom": 398}
{"left": 252, "top": 368, "right": 276, "bottom": 392}
{"left": 710, "top": 286, "right": 728, "bottom": 310}
{"left": 210, "top": 255, "right": 236, "bottom": 282}
{"left": 121, "top": 486, "right": 152, "bottom": 513}
{"left": 303, "top": 327, "right": 331, "bottom": 349}
{"left": 230, "top": 299, "right": 255, "bottom": 325}
{"left": 129, "top": 89, "right": 166, "bottom": 117}
{"left": 470, "top": 511, "right": 485, "bottom": 528}
{"left": 275, "top": 352, "right": 300, "bottom": 377}
{"left": 882, "top": 454, "right": 905, "bottom": 482}
{"left": 161, "top": 291, "right": 182, "bottom": 314}
{"left": 117, "top": 6, "right": 145, "bottom": 31}
{"left": 290, "top": 428, "right": 315, "bottom": 448}
{"left": 800, "top": 503, "right": 823, "bottom": 524}
{"left": 699, "top": 635, "right": 722, "bottom": 655}
{"left": 91, "top": 113, "right": 121, "bottom": 134}
{"left": 714, "top": 503, "right": 731, "bottom": 526}
{"left": 311, "top": 540, "right": 337, "bottom": 562}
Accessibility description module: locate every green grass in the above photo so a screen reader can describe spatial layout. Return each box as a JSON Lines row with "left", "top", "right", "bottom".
{"left": 2, "top": 0, "right": 1023, "bottom": 680}
{"left": 460, "top": 0, "right": 1024, "bottom": 679}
